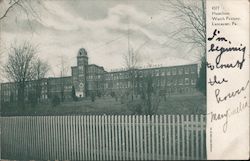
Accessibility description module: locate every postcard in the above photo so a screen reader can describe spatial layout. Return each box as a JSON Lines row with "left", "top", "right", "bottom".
{"left": 0, "top": 0, "right": 249, "bottom": 160}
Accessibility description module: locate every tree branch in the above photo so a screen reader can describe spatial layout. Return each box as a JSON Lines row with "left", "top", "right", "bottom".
{"left": 0, "top": 0, "right": 20, "bottom": 20}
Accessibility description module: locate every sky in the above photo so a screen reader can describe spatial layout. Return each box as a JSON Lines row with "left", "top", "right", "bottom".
{"left": 0, "top": 0, "right": 201, "bottom": 78}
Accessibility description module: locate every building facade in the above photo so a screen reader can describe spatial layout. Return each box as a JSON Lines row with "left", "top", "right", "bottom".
{"left": 1, "top": 48, "right": 199, "bottom": 105}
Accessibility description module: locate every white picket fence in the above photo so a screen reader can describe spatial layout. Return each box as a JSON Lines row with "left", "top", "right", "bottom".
{"left": 1, "top": 115, "right": 206, "bottom": 160}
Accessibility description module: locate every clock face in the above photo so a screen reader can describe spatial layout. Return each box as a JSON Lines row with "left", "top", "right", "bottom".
{"left": 79, "top": 82, "right": 85, "bottom": 90}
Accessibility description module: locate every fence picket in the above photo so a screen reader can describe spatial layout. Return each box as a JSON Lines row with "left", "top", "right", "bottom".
{"left": 91, "top": 116, "right": 96, "bottom": 160}
{"left": 181, "top": 115, "right": 185, "bottom": 160}
{"left": 136, "top": 115, "right": 139, "bottom": 160}
{"left": 172, "top": 115, "right": 176, "bottom": 160}
{"left": 118, "top": 115, "right": 121, "bottom": 160}
{"left": 195, "top": 115, "right": 199, "bottom": 160}
{"left": 128, "top": 115, "right": 132, "bottom": 160}
{"left": 140, "top": 115, "right": 143, "bottom": 160}
{"left": 98, "top": 115, "right": 101, "bottom": 161}
{"left": 102, "top": 115, "right": 106, "bottom": 160}
{"left": 186, "top": 115, "right": 190, "bottom": 160}
{"left": 112, "top": 115, "right": 114, "bottom": 161}
{"left": 168, "top": 115, "right": 171, "bottom": 159}
{"left": 104, "top": 115, "right": 108, "bottom": 160}
{"left": 164, "top": 115, "right": 167, "bottom": 159}
{"left": 177, "top": 115, "right": 180, "bottom": 160}
{"left": 132, "top": 115, "right": 136, "bottom": 160}
{"left": 191, "top": 115, "right": 194, "bottom": 160}
{"left": 155, "top": 115, "right": 159, "bottom": 160}
{"left": 143, "top": 115, "right": 147, "bottom": 160}
{"left": 88, "top": 115, "right": 91, "bottom": 160}
{"left": 79, "top": 116, "right": 83, "bottom": 160}
{"left": 121, "top": 115, "right": 125, "bottom": 160}
{"left": 114, "top": 115, "right": 118, "bottom": 160}
{"left": 201, "top": 115, "right": 205, "bottom": 160}
{"left": 152, "top": 115, "right": 155, "bottom": 160}
{"left": 159, "top": 115, "right": 163, "bottom": 160}
{"left": 147, "top": 115, "right": 151, "bottom": 160}
{"left": 65, "top": 116, "right": 69, "bottom": 160}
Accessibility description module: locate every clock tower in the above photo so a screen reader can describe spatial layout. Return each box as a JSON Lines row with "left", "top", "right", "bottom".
{"left": 75, "top": 48, "right": 88, "bottom": 98}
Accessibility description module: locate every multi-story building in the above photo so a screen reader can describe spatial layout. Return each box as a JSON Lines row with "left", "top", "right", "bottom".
{"left": 0, "top": 48, "right": 199, "bottom": 105}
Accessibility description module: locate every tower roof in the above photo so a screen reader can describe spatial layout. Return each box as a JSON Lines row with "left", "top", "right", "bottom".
{"left": 78, "top": 48, "right": 87, "bottom": 57}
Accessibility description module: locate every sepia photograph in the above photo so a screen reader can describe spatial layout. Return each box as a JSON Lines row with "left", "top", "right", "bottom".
{"left": 0, "top": 0, "right": 207, "bottom": 160}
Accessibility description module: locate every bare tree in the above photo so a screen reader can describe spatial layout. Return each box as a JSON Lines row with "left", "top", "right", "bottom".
{"left": 127, "top": 73, "right": 161, "bottom": 115}
{"left": 123, "top": 48, "right": 139, "bottom": 70}
{"left": 0, "top": 0, "right": 44, "bottom": 22}
{"left": 141, "top": 73, "right": 161, "bottom": 115}
{"left": 123, "top": 48, "right": 140, "bottom": 101}
{"left": 4, "top": 41, "right": 37, "bottom": 107}
{"left": 162, "top": 0, "right": 206, "bottom": 50}
{"left": 33, "top": 58, "right": 49, "bottom": 103}
{"left": 162, "top": 0, "right": 206, "bottom": 95}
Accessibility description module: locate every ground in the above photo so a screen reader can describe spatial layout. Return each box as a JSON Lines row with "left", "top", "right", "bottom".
{"left": 1, "top": 93, "right": 206, "bottom": 116}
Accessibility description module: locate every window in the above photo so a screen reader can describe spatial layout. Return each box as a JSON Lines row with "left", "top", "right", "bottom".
{"left": 139, "top": 71, "right": 143, "bottom": 77}
{"left": 185, "top": 78, "right": 189, "bottom": 85}
{"left": 175, "top": 79, "right": 178, "bottom": 85}
{"left": 167, "top": 69, "right": 171, "bottom": 76}
{"left": 161, "top": 70, "right": 165, "bottom": 76}
{"left": 185, "top": 67, "right": 189, "bottom": 74}
{"left": 191, "top": 66, "right": 195, "bottom": 73}
{"left": 161, "top": 80, "right": 165, "bottom": 86}
{"left": 156, "top": 70, "right": 159, "bottom": 76}
{"left": 191, "top": 79, "right": 196, "bottom": 85}
{"left": 172, "top": 68, "right": 176, "bottom": 75}
{"left": 179, "top": 78, "right": 183, "bottom": 85}
{"left": 178, "top": 68, "right": 183, "bottom": 75}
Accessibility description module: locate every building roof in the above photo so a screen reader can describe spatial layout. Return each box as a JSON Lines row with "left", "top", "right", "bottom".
{"left": 77, "top": 48, "right": 87, "bottom": 57}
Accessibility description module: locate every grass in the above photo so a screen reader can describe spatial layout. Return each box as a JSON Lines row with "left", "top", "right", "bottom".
{"left": 1, "top": 93, "right": 206, "bottom": 116}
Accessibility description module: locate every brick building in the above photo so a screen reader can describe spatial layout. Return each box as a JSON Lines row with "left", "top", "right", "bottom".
{"left": 0, "top": 48, "right": 199, "bottom": 105}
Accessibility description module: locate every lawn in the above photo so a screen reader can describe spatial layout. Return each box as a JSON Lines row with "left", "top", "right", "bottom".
{"left": 1, "top": 94, "right": 206, "bottom": 116}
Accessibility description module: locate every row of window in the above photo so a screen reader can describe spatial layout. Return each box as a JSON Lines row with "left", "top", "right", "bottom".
{"left": 102, "top": 78, "right": 196, "bottom": 89}
{"left": 103, "top": 67, "right": 196, "bottom": 81}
